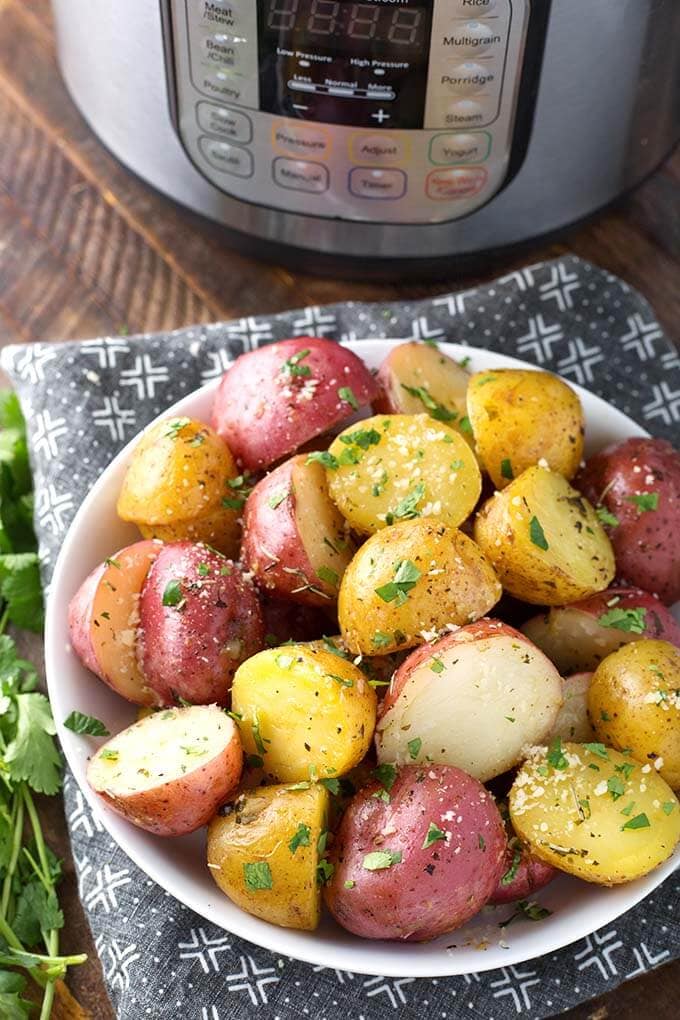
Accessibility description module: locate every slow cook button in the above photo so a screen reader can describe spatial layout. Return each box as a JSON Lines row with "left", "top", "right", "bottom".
{"left": 197, "top": 102, "right": 253, "bottom": 143}
{"left": 441, "top": 62, "right": 497, "bottom": 96}
{"left": 426, "top": 166, "right": 488, "bottom": 200}
{"left": 272, "top": 121, "right": 330, "bottom": 158}
{"left": 199, "top": 136, "right": 253, "bottom": 178}
{"left": 349, "top": 133, "right": 407, "bottom": 165}
{"left": 349, "top": 167, "right": 407, "bottom": 200}
{"left": 273, "top": 157, "right": 329, "bottom": 193}
{"left": 429, "top": 131, "right": 491, "bottom": 165}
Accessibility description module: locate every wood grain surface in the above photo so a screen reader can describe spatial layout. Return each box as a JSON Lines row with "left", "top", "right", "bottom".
{"left": 0, "top": 2, "right": 678, "bottom": 1017}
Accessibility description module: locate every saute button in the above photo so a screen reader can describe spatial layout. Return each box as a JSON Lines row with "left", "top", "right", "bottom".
{"left": 349, "top": 168, "right": 407, "bottom": 200}
{"left": 441, "top": 62, "right": 497, "bottom": 96}
{"left": 450, "top": 0, "right": 499, "bottom": 15}
{"left": 426, "top": 166, "right": 488, "bottom": 200}
{"left": 197, "top": 102, "right": 253, "bottom": 143}
{"left": 199, "top": 137, "right": 254, "bottom": 178}
{"left": 429, "top": 132, "right": 491, "bottom": 165}
{"left": 273, "top": 157, "right": 329, "bottom": 193}
{"left": 349, "top": 133, "right": 407, "bottom": 165}
{"left": 272, "top": 121, "right": 330, "bottom": 158}
{"left": 440, "top": 20, "right": 503, "bottom": 57}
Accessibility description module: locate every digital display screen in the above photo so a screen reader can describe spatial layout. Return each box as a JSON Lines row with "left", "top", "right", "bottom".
{"left": 257, "top": 0, "right": 434, "bottom": 128}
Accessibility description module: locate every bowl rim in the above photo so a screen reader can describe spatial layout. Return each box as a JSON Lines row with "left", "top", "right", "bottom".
{"left": 45, "top": 339, "right": 679, "bottom": 978}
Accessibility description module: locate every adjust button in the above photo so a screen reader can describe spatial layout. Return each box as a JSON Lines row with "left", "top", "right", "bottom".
{"left": 272, "top": 121, "right": 330, "bottom": 158}
{"left": 199, "top": 136, "right": 253, "bottom": 178}
{"left": 441, "top": 62, "right": 497, "bottom": 96}
{"left": 273, "top": 157, "right": 329, "bottom": 193}
{"left": 349, "top": 167, "right": 407, "bottom": 200}
{"left": 426, "top": 166, "right": 488, "bottom": 200}
{"left": 197, "top": 102, "right": 253, "bottom": 143}
{"left": 349, "top": 133, "right": 408, "bottom": 165}
{"left": 429, "top": 132, "right": 491, "bottom": 165}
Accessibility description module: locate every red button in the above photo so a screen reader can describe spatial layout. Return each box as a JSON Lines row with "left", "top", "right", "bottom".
{"left": 426, "top": 166, "right": 488, "bottom": 200}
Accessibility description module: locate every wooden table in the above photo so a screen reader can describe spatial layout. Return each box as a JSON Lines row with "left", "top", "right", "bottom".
{"left": 0, "top": 2, "right": 678, "bottom": 1017}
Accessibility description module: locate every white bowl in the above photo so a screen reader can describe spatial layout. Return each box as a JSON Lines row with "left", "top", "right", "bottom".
{"left": 46, "top": 340, "right": 679, "bottom": 978}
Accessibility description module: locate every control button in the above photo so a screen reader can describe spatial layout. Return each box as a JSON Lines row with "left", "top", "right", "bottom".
{"left": 441, "top": 62, "right": 497, "bottom": 96}
{"left": 200, "top": 33, "right": 245, "bottom": 67}
{"left": 429, "top": 132, "right": 491, "bottom": 165}
{"left": 199, "top": 136, "right": 253, "bottom": 178}
{"left": 426, "top": 166, "right": 488, "bottom": 200}
{"left": 349, "top": 134, "right": 408, "bottom": 166}
{"left": 199, "top": 1, "right": 241, "bottom": 29}
{"left": 450, "top": 0, "right": 499, "bottom": 14}
{"left": 197, "top": 102, "right": 253, "bottom": 143}
{"left": 349, "top": 167, "right": 407, "bottom": 201}
{"left": 200, "top": 67, "right": 248, "bottom": 103}
{"left": 272, "top": 121, "right": 330, "bottom": 159}
{"left": 273, "top": 157, "right": 329, "bottom": 194}
{"left": 441, "top": 20, "right": 503, "bottom": 56}
{"left": 442, "top": 97, "right": 497, "bottom": 128}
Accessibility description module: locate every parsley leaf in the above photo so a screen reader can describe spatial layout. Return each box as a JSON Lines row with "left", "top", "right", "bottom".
{"left": 243, "top": 862, "right": 273, "bottom": 890}
{"left": 13, "top": 883, "right": 64, "bottom": 948}
{"left": 422, "top": 822, "right": 446, "bottom": 849}
{"left": 319, "top": 777, "right": 341, "bottom": 795}
{"left": 0, "top": 554, "right": 44, "bottom": 633}
{"left": 162, "top": 580, "right": 183, "bottom": 607}
{"left": 373, "top": 762, "right": 397, "bottom": 793}
{"left": 375, "top": 560, "right": 421, "bottom": 606}
{"left": 306, "top": 451, "right": 339, "bottom": 470}
{"left": 289, "top": 824, "right": 311, "bottom": 854}
{"left": 547, "top": 736, "right": 568, "bottom": 771}
{"left": 628, "top": 492, "right": 659, "bottom": 512}
{"left": 407, "top": 737, "right": 422, "bottom": 760}
{"left": 5, "top": 693, "right": 62, "bottom": 795}
{"left": 500, "top": 458, "right": 514, "bottom": 481}
{"left": 607, "top": 775, "right": 626, "bottom": 801}
{"left": 267, "top": 490, "right": 288, "bottom": 510}
{"left": 400, "top": 384, "right": 457, "bottom": 423}
{"left": 385, "top": 482, "right": 425, "bottom": 525}
{"left": 529, "top": 516, "right": 549, "bottom": 550}
{"left": 583, "top": 742, "right": 609, "bottom": 759}
{"left": 362, "top": 850, "right": 402, "bottom": 871}
{"left": 339, "top": 428, "right": 381, "bottom": 450}
{"left": 598, "top": 607, "right": 646, "bottom": 634}
{"left": 281, "top": 348, "right": 312, "bottom": 378}
{"left": 338, "top": 386, "right": 359, "bottom": 410}
{"left": 596, "top": 506, "right": 619, "bottom": 528}
{"left": 372, "top": 631, "right": 392, "bottom": 649}
{"left": 501, "top": 847, "right": 522, "bottom": 886}
{"left": 63, "top": 711, "right": 110, "bottom": 737}
{"left": 621, "top": 813, "right": 650, "bottom": 831}
{"left": 316, "top": 565, "right": 339, "bottom": 589}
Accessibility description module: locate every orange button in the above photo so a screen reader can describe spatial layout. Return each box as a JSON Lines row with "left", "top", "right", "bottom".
{"left": 272, "top": 120, "right": 330, "bottom": 158}
{"left": 426, "top": 166, "right": 488, "bottom": 200}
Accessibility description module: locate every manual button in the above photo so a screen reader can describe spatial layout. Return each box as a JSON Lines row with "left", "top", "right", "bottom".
{"left": 273, "top": 121, "right": 330, "bottom": 158}
{"left": 197, "top": 102, "right": 252, "bottom": 143}
{"left": 429, "top": 131, "right": 491, "bottom": 165}
{"left": 273, "top": 157, "right": 329, "bottom": 194}
{"left": 349, "top": 167, "right": 407, "bottom": 200}
{"left": 199, "top": 136, "right": 253, "bottom": 178}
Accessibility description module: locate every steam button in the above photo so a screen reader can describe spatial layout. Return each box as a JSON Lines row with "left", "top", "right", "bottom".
{"left": 441, "top": 97, "right": 497, "bottom": 128}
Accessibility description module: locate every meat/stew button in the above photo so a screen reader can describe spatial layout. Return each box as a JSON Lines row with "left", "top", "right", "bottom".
{"left": 426, "top": 166, "right": 488, "bottom": 200}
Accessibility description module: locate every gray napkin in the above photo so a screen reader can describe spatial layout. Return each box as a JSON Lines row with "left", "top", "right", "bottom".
{"left": 3, "top": 255, "right": 679, "bottom": 1019}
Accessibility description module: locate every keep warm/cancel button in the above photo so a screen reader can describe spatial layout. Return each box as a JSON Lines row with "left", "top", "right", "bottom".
{"left": 426, "top": 166, "right": 488, "bottom": 200}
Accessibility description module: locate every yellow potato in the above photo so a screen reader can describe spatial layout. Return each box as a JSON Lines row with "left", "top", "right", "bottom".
{"left": 338, "top": 519, "right": 502, "bottom": 655}
{"left": 231, "top": 645, "right": 377, "bottom": 783}
{"left": 510, "top": 742, "right": 680, "bottom": 884}
{"left": 589, "top": 640, "right": 680, "bottom": 790}
{"left": 117, "top": 416, "right": 242, "bottom": 557}
{"left": 207, "top": 783, "right": 329, "bottom": 930}
{"left": 467, "top": 368, "right": 584, "bottom": 489}
{"left": 324, "top": 414, "right": 480, "bottom": 535}
{"left": 474, "top": 466, "right": 615, "bottom": 605}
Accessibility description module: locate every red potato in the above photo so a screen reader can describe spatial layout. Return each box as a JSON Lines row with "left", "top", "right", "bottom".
{"left": 139, "top": 543, "right": 264, "bottom": 706}
{"left": 547, "top": 673, "right": 596, "bottom": 743}
{"left": 376, "top": 620, "right": 563, "bottom": 782}
{"left": 324, "top": 765, "right": 506, "bottom": 941}
{"left": 575, "top": 437, "right": 680, "bottom": 604}
{"left": 488, "top": 837, "right": 557, "bottom": 906}
{"left": 242, "top": 455, "right": 354, "bottom": 607}
{"left": 87, "top": 706, "right": 242, "bottom": 836}
{"left": 211, "top": 337, "right": 378, "bottom": 472}
{"left": 261, "top": 598, "right": 332, "bottom": 646}
{"left": 522, "top": 587, "right": 680, "bottom": 675}
{"left": 68, "top": 540, "right": 161, "bottom": 706}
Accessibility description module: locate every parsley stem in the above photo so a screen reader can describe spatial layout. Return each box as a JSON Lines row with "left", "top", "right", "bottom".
{"left": 0, "top": 602, "right": 9, "bottom": 635}
{"left": 1, "top": 792, "right": 24, "bottom": 917}
{"left": 23, "top": 786, "right": 60, "bottom": 958}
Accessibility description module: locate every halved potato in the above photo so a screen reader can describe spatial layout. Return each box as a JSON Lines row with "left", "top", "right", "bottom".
{"left": 117, "top": 417, "right": 242, "bottom": 557}
{"left": 338, "top": 519, "right": 501, "bottom": 655}
{"left": 242, "top": 454, "right": 354, "bottom": 606}
{"left": 474, "top": 466, "right": 615, "bottom": 605}
{"left": 547, "top": 673, "right": 596, "bottom": 743}
{"left": 325, "top": 414, "right": 481, "bottom": 535}
{"left": 467, "top": 368, "right": 584, "bottom": 489}
{"left": 231, "top": 645, "right": 377, "bottom": 783}
{"left": 87, "top": 706, "right": 242, "bottom": 836}
{"left": 207, "top": 783, "right": 329, "bottom": 930}
{"left": 510, "top": 742, "right": 680, "bottom": 884}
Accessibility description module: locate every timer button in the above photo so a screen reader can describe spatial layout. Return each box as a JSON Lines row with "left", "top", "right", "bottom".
{"left": 197, "top": 102, "right": 253, "bottom": 144}
{"left": 349, "top": 167, "right": 407, "bottom": 201}
{"left": 442, "top": 20, "right": 502, "bottom": 57}
{"left": 429, "top": 132, "right": 491, "bottom": 165}
{"left": 441, "top": 62, "right": 497, "bottom": 96}
{"left": 199, "top": 136, "right": 254, "bottom": 178}
{"left": 349, "top": 133, "right": 408, "bottom": 166}
{"left": 450, "top": 0, "right": 499, "bottom": 14}
{"left": 426, "top": 166, "right": 488, "bottom": 201}
{"left": 273, "top": 157, "right": 329, "bottom": 194}
{"left": 272, "top": 121, "right": 331, "bottom": 159}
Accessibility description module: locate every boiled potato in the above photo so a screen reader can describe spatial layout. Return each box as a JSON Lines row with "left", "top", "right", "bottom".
{"left": 509, "top": 742, "right": 680, "bottom": 884}
{"left": 338, "top": 519, "right": 502, "bottom": 655}
{"left": 467, "top": 368, "right": 584, "bottom": 489}
{"left": 589, "top": 640, "right": 680, "bottom": 790}
{"left": 231, "top": 645, "right": 377, "bottom": 782}
{"left": 207, "top": 783, "right": 329, "bottom": 930}
{"left": 474, "top": 466, "right": 615, "bottom": 605}
{"left": 547, "top": 673, "right": 596, "bottom": 744}
{"left": 117, "top": 417, "right": 242, "bottom": 557}
{"left": 324, "top": 414, "right": 480, "bottom": 535}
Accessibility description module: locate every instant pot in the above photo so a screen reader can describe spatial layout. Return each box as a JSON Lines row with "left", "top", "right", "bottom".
{"left": 52, "top": 1, "right": 680, "bottom": 274}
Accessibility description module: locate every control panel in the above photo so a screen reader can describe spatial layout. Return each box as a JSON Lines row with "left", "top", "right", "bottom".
{"left": 168, "top": 1, "right": 531, "bottom": 224}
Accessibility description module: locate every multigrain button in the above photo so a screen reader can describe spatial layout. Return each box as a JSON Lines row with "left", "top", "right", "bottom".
{"left": 450, "top": 0, "right": 499, "bottom": 15}
{"left": 349, "top": 167, "right": 407, "bottom": 200}
{"left": 441, "top": 61, "right": 497, "bottom": 96}
{"left": 426, "top": 166, "right": 488, "bottom": 200}
{"left": 197, "top": 102, "right": 253, "bottom": 143}
{"left": 273, "top": 157, "right": 329, "bottom": 193}
{"left": 272, "top": 121, "right": 330, "bottom": 158}
{"left": 429, "top": 131, "right": 491, "bottom": 165}
{"left": 442, "top": 20, "right": 503, "bottom": 56}
{"left": 199, "top": 136, "right": 253, "bottom": 177}
{"left": 349, "top": 133, "right": 408, "bottom": 165}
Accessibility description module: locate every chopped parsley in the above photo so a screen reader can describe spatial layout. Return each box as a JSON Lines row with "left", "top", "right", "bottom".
{"left": 547, "top": 736, "right": 568, "bottom": 771}
{"left": 400, "top": 384, "right": 456, "bottom": 423}
{"left": 344, "top": 880, "right": 356, "bottom": 889}
{"left": 100, "top": 748, "right": 119, "bottom": 761}
{"left": 385, "top": 483, "right": 426, "bottom": 525}
{"left": 327, "top": 673, "right": 353, "bottom": 688}
{"left": 500, "top": 458, "right": 514, "bottom": 481}
{"left": 628, "top": 492, "right": 659, "bottom": 512}
{"left": 306, "top": 451, "right": 339, "bottom": 470}
{"left": 362, "top": 850, "right": 402, "bottom": 871}
{"left": 373, "top": 762, "right": 397, "bottom": 793}
{"left": 598, "top": 607, "right": 646, "bottom": 634}
{"left": 529, "top": 516, "right": 549, "bottom": 551}
{"left": 375, "top": 560, "right": 421, "bottom": 606}
{"left": 500, "top": 847, "right": 522, "bottom": 886}
{"left": 316, "top": 860, "right": 335, "bottom": 885}
{"left": 164, "top": 418, "right": 189, "bottom": 438}
{"left": 267, "top": 490, "right": 288, "bottom": 510}
{"left": 63, "top": 711, "right": 110, "bottom": 737}
{"left": 243, "top": 861, "right": 273, "bottom": 890}
{"left": 104, "top": 557, "right": 121, "bottom": 569}
{"left": 372, "top": 631, "right": 392, "bottom": 648}
{"left": 422, "top": 822, "right": 446, "bottom": 849}
{"left": 289, "top": 823, "right": 311, "bottom": 854}
{"left": 316, "top": 565, "right": 339, "bottom": 589}
{"left": 251, "top": 711, "right": 270, "bottom": 756}
{"left": 407, "top": 737, "right": 422, "bottom": 760}
{"left": 501, "top": 900, "right": 552, "bottom": 927}
{"left": 161, "top": 580, "right": 183, "bottom": 607}
{"left": 281, "top": 348, "right": 312, "bottom": 378}
{"left": 596, "top": 506, "right": 619, "bottom": 528}
{"left": 429, "top": 657, "right": 444, "bottom": 674}
{"left": 197, "top": 562, "right": 210, "bottom": 577}
{"left": 621, "top": 813, "right": 650, "bottom": 831}
{"left": 339, "top": 428, "right": 381, "bottom": 450}
{"left": 607, "top": 775, "right": 626, "bottom": 801}
{"left": 459, "top": 416, "right": 472, "bottom": 434}
{"left": 583, "top": 742, "right": 609, "bottom": 759}
{"left": 662, "top": 802, "right": 675, "bottom": 815}
{"left": 337, "top": 386, "right": 359, "bottom": 410}
{"left": 319, "top": 777, "right": 341, "bottom": 795}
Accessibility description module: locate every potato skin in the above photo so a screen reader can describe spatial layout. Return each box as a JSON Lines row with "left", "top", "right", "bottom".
{"left": 509, "top": 743, "right": 680, "bottom": 884}
{"left": 231, "top": 645, "right": 377, "bottom": 783}
{"left": 68, "top": 563, "right": 104, "bottom": 677}
{"left": 575, "top": 437, "right": 680, "bottom": 604}
{"left": 467, "top": 368, "right": 584, "bottom": 489}
{"left": 324, "top": 765, "right": 506, "bottom": 941}
{"left": 211, "top": 337, "right": 377, "bottom": 472}
{"left": 588, "top": 640, "right": 680, "bottom": 790}
{"left": 207, "top": 784, "right": 328, "bottom": 930}
{"left": 139, "top": 543, "right": 264, "bottom": 705}
{"left": 338, "top": 519, "right": 501, "bottom": 655}
{"left": 488, "top": 804, "right": 557, "bottom": 905}
{"left": 117, "top": 417, "right": 242, "bottom": 557}
{"left": 547, "top": 673, "right": 596, "bottom": 744}
{"left": 474, "top": 466, "right": 615, "bottom": 605}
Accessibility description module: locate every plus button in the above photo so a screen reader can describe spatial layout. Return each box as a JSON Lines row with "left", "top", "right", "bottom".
{"left": 371, "top": 108, "right": 390, "bottom": 124}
